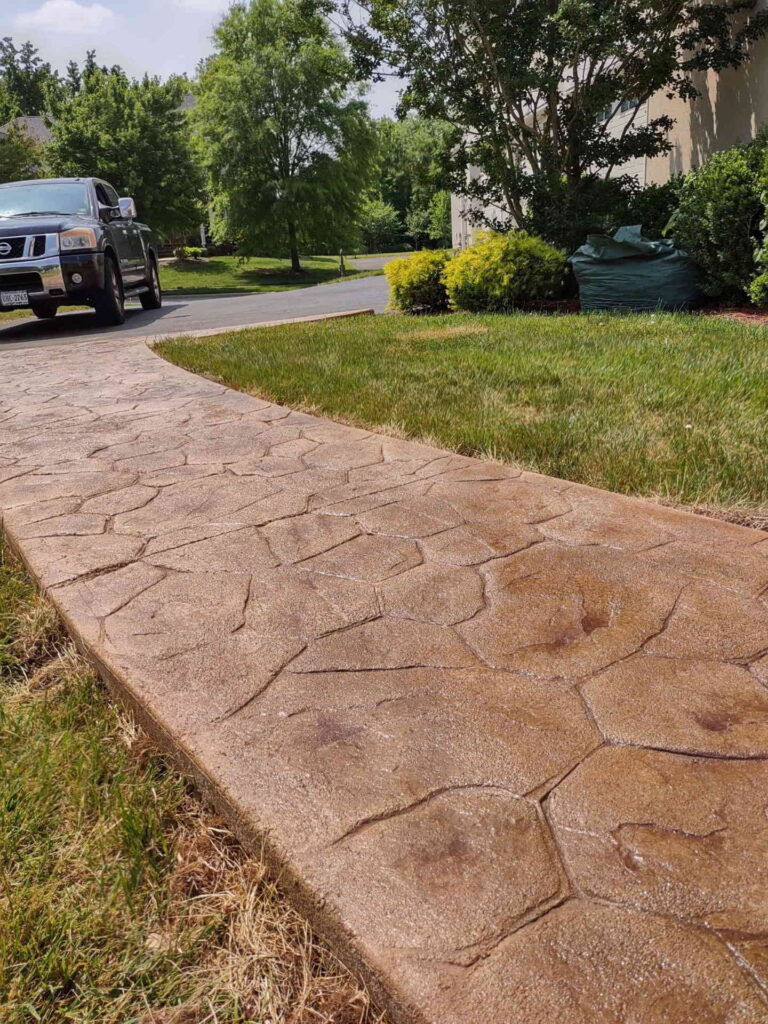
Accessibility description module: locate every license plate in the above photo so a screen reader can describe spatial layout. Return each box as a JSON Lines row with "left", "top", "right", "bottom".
{"left": 1, "top": 289, "right": 28, "bottom": 307}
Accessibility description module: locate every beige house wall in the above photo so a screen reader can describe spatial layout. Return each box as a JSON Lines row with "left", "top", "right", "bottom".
{"left": 647, "top": 34, "right": 768, "bottom": 184}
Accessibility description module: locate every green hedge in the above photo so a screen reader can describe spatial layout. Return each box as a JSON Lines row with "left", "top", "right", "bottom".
{"left": 385, "top": 249, "right": 452, "bottom": 312}
{"left": 443, "top": 232, "right": 566, "bottom": 312}
{"left": 386, "top": 233, "right": 567, "bottom": 314}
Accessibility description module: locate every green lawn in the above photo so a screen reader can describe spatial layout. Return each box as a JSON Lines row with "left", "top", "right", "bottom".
{"left": 0, "top": 536, "right": 386, "bottom": 1024}
{"left": 156, "top": 311, "right": 768, "bottom": 512}
{"left": 159, "top": 254, "right": 384, "bottom": 295}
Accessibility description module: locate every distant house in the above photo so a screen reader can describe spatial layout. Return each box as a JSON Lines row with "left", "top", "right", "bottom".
{"left": 0, "top": 114, "right": 53, "bottom": 145}
{"left": 452, "top": 32, "right": 768, "bottom": 248}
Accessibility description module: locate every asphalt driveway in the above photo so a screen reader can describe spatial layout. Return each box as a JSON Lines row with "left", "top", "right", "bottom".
{"left": 0, "top": 270, "right": 390, "bottom": 353}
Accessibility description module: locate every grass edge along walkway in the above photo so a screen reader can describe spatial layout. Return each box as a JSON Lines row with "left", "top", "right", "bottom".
{"left": 155, "top": 310, "right": 768, "bottom": 526}
{"left": 0, "top": 533, "right": 389, "bottom": 1024}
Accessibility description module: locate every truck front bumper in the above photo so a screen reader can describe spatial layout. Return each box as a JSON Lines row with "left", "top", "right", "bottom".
{"left": 0, "top": 250, "right": 105, "bottom": 308}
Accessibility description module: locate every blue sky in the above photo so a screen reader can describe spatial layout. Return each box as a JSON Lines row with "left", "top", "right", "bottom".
{"left": 1, "top": 0, "right": 401, "bottom": 116}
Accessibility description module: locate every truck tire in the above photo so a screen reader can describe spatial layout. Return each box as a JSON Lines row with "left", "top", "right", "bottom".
{"left": 94, "top": 256, "right": 126, "bottom": 326}
{"left": 31, "top": 303, "right": 58, "bottom": 319}
{"left": 140, "top": 256, "right": 163, "bottom": 310}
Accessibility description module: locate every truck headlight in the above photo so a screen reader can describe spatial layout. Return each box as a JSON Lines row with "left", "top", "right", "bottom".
{"left": 59, "top": 228, "right": 97, "bottom": 251}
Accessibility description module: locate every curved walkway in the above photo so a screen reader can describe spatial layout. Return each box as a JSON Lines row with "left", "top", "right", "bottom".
{"left": 2, "top": 335, "right": 768, "bottom": 1023}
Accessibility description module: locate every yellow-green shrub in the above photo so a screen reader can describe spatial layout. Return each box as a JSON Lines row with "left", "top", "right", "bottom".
{"left": 443, "top": 232, "right": 566, "bottom": 312}
{"left": 385, "top": 249, "right": 452, "bottom": 312}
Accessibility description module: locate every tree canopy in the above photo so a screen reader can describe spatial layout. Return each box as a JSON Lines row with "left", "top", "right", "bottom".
{"left": 0, "top": 124, "right": 43, "bottom": 184}
{"left": 46, "top": 66, "right": 203, "bottom": 237}
{"left": 0, "top": 38, "right": 61, "bottom": 123}
{"left": 376, "top": 115, "right": 454, "bottom": 246}
{"left": 341, "top": 0, "right": 768, "bottom": 248}
{"left": 194, "top": 0, "right": 376, "bottom": 270}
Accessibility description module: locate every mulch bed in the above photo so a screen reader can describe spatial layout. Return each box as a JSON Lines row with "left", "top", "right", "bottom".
{"left": 701, "top": 306, "right": 768, "bottom": 327}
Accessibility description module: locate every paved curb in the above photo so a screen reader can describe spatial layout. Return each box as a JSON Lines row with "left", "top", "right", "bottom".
{"left": 144, "top": 307, "right": 376, "bottom": 345}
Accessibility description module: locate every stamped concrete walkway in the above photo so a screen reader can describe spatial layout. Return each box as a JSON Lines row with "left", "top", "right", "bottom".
{"left": 2, "top": 336, "right": 768, "bottom": 1023}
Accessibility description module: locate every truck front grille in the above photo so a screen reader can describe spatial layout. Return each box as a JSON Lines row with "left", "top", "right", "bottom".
{"left": 0, "top": 272, "right": 43, "bottom": 291}
{"left": 0, "top": 237, "right": 26, "bottom": 260}
{"left": 32, "top": 236, "right": 46, "bottom": 257}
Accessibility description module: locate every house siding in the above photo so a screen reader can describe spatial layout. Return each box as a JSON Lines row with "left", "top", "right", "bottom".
{"left": 647, "top": 33, "right": 768, "bottom": 183}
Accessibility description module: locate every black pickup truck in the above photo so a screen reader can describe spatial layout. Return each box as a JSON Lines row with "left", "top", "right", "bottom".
{"left": 0, "top": 176, "right": 162, "bottom": 326}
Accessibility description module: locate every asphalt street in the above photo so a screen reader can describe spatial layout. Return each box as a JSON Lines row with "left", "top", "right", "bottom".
{"left": 0, "top": 265, "right": 391, "bottom": 354}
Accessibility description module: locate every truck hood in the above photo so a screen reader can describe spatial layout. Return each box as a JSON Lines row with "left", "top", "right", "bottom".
{"left": 0, "top": 214, "right": 93, "bottom": 237}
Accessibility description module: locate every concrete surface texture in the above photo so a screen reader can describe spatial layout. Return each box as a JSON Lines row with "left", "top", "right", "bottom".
{"left": 1, "top": 336, "right": 768, "bottom": 1023}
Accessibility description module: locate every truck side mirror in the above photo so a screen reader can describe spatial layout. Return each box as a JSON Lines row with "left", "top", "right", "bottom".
{"left": 119, "top": 197, "right": 138, "bottom": 220}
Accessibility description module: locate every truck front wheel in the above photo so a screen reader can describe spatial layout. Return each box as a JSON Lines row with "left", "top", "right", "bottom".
{"left": 140, "top": 257, "right": 162, "bottom": 310}
{"left": 94, "top": 256, "right": 126, "bottom": 327}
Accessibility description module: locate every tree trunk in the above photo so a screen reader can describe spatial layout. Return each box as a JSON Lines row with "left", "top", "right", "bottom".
{"left": 288, "top": 221, "right": 301, "bottom": 273}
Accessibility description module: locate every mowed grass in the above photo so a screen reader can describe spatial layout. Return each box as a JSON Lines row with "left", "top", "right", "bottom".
{"left": 159, "top": 255, "right": 383, "bottom": 295}
{"left": 156, "top": 312, "right": 768, "bottom": 511}
{"left": 0, "top": 537, "right": 387, "bottom": 1024}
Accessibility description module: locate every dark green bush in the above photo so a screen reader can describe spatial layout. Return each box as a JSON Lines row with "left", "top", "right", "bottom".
{"left": 443, "top": 231, "right": 566, "bottom": 311}
{"left": 625, "top": 178, "right": 685, "bottom": 239}
{"left": 749, "top": 272, "right": 768, "bottom": 306}
{"left": 385, "top": 249, "right": 452, "bottom": 312}
{"left": 667, "top": 146, "right": 764, "bottom": 299}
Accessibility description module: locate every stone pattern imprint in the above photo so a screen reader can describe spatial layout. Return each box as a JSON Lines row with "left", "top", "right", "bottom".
{"left": 2, "top": 337, "right": 768, "bottom": 1024}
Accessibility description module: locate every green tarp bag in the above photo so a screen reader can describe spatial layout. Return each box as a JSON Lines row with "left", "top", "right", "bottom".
{"left": 570, "top": 225, "right": 702, "bottom": 312}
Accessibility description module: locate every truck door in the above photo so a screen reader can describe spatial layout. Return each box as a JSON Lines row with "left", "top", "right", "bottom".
{"left": 96, "top": 182, "right": 142, "bottom": 285}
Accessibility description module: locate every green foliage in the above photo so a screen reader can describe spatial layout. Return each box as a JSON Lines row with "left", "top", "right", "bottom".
{"left": 385, "top": 248, "right": 451, "bottom": 311}
{"left": 0, "top": 124, "right": 42, "bottom": 183}
{"left": 749, "top": 272, "right": 768, "bottom": 306}
{"left": 427, "top": 190, "right": 452, "bottom": 247}
{"left": 375, "top": 116, "right": 455, "bottom": 248}
{"left": 667, "top": 144, "right": 764, "bottom": 299}
{"left": 0, "top": 38, "right": 62, "bottom": 122}
{"left": 525, "top": 174, "right": 639, "bottom": 254}
{"left": 359, "top": 197, "right": 402, "bottom": 252}
{"left": 195, "top": 0, "right": 376, "bottom": 271}
{"left": 625, "top": 178, "right": 686, "bottom": 239}
{"left": 173, "top": 245, "right": 204, "bottom": 260}
{"left": 444, "top": 232, "right": 566, "bottom": 311}
{"left": 748, "top": 150, "right": 768, "bottom": 304}
{"left": 47, "top": 68, "right": 203, "bottom": 237}
{"left": 344, "top": 0, "right": 768, "bottom": 250}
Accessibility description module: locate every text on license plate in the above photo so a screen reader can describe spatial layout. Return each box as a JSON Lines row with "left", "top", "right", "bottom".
{"left": 1, "top": 290, "right": 28, "bottom": 307}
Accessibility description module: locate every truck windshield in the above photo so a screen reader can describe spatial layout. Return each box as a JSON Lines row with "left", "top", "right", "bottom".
{"left": 0, "top": 182, "right": 91, "bottom": 218}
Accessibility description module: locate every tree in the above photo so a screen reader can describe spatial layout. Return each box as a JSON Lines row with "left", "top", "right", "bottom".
{"left": 359, "top": 197, "right": 402, "bottom": 250}
{"left": 376, "top": 116, "right": 454, "bottom": 246}
{"left": 0, "top": 38, "right": 61, "bottom": 123}
{"left": 427, "top": 189, "right": 452, "bottom": 246}
{"left": 194, "top": 0, "right": 377, "bottom": 272}
{"left": 341, "top": 0, "right": 768, "bottom": 250}
{"left": 46, "top": 66, "right": 203, "bottom": 237}
{"left": 0, "top": 123, "right": 43, "bottom": 183}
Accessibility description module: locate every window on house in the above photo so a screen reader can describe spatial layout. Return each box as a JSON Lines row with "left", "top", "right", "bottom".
{"left": 597, "top": 98, "right": 641, "bottom": 123}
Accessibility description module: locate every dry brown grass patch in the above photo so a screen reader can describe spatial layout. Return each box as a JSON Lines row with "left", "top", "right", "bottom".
{"left": 398, "top": 325, "right": 490, "bottom": 341}
{"left": 661, "top": 499, "right": 768, "bottom": 533}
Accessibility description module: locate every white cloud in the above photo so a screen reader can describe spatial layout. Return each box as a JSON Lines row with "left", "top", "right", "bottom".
{"left": 15, "top": 0, "right": 116, "bottom": 34}
{"left": 171, "top": 0, "right": 230, "bottom": 10}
